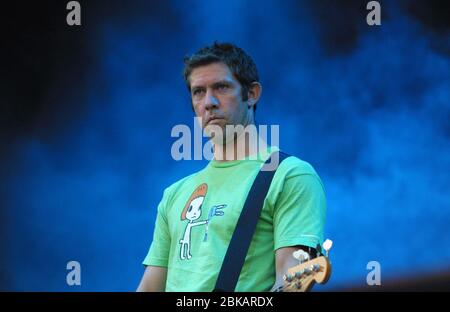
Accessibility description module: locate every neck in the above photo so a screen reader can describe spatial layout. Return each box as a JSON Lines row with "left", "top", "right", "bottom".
{"left": 212, "top": 125, "right": 267, "bottom": 162}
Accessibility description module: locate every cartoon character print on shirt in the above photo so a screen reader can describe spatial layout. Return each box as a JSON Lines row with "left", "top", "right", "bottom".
{"left": 179, "top": 183, "right": 227, "bottom": 260}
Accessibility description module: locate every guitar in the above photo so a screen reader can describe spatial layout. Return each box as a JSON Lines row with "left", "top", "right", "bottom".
{"left": 274, "top": 239, "right": 333, "bottom": 292}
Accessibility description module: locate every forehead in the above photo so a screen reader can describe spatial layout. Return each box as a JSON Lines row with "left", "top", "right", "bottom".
{"left": 189, "top": 62, "right": 237, "bottom": 87}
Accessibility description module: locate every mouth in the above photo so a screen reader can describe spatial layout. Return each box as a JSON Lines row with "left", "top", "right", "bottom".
{"left": 206, "top": 116, "right": 224, "bottom": 125}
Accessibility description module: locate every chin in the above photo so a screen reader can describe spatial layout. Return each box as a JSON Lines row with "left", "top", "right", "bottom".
{"left": 204, "top": 123, "right": 225, "bottom": 138}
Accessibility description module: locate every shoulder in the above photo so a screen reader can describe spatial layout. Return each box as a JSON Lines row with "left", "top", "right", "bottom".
{"left": 159, "top": 166, "right": 208, "bottom": 205}
{"left": 265, "top": 152, "right": 327, "bottom": 218}
{"left": 163, "top": 171, "right": 199, "bottom": 198}
{"left": 277, "top": 153, "right": 320, "bottom": 177}
{"left": 274, "top": 153, "right": 326, "bottom": 192}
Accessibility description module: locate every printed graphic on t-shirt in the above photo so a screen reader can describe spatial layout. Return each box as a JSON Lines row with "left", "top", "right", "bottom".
{"left": 179, "top": 183, "right": 227, "bottom": 260}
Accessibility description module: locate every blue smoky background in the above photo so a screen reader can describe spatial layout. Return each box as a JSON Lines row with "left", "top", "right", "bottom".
{"left": 1, "top": 0, "right": 449, "bottom": 291}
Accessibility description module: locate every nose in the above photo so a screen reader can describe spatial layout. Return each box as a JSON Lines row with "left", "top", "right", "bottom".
{"left": 204, "top": 89, "right": 219, "bottom": 110}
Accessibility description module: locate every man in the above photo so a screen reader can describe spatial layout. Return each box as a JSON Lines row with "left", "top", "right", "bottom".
{"left": 137, "top": 42, "right": 326, "bottom": 292}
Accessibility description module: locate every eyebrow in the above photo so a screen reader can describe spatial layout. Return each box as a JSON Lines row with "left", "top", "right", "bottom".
{"left": 212, "top": 81, "right": 232, "bottom": 88}
{"left": 191, "top": 80, "right": 233, "bottom": 91}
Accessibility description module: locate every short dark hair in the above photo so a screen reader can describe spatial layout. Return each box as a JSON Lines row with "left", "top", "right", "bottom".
{"left": 183, "top": 42, "right": 260, "bottom": 110}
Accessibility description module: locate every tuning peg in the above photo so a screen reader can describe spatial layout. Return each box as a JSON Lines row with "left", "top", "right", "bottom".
{"left": 283, "top": 274, "right": 293, "bottom": 282}
{"left": 322, "top": 239, "right": 333, "bottom": 258}
{"left": 292, "top": 249, "right": 310, "bottom": 264}
{"left": 312, "top": 264, "right": 321, "bottom": 272}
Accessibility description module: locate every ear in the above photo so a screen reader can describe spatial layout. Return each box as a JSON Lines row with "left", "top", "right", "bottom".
{"left": 246, "top": 82, "right": 262, "bottom": 110}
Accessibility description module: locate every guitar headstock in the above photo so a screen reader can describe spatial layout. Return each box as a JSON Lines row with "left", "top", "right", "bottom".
{"left": 282, "top": 255, "right": 331, "bottom": 292}
{"left": 281, "top": 239, "right": 333, "bottom": 292}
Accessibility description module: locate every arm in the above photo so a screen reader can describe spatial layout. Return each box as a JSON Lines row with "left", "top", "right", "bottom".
{"left": 136, "top": 265, "right": 167, "bottom": 292}
{"left": 139, "top": 189, "right": 172, "bottom": 292}
{"left": 270, "top": 245, "right": 315, "bottom": 292}
{"left": 271, "top": 169, "right": 326, "bottom": 291}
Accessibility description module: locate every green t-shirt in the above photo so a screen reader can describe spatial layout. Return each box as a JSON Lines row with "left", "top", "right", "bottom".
{"left": 143, "top": 147, "right": 326, "bottom": 292}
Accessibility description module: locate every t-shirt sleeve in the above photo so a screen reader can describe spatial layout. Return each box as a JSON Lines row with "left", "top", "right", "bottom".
{"left": 273, "top": 172, "right": 327, "bottom": 251}
{"left": 142, "top": 190, "right": 171, "bottom": 267}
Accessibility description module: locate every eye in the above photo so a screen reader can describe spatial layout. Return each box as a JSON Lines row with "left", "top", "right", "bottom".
{"left": 216, "top": 83, "right": 229, "bottom": 91}
{"left": 192, "top": 88, "right": 204, "bottom": 97}
{"left": 188, "top": 205, "right": 192, "bottom": 212}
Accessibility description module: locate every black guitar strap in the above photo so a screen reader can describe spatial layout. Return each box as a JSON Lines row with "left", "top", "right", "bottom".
{"left": 213, "top": 151, "right": 290, "bottom": 292}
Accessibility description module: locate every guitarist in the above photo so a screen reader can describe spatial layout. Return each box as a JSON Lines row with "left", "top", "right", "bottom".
{"left": 137, "top": 42, "right": 327, "bottom": 292}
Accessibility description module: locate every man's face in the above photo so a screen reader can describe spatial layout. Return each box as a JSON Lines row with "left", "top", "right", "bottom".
{"left": 189, "top": 62, "right": 252, "bottom": 140}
